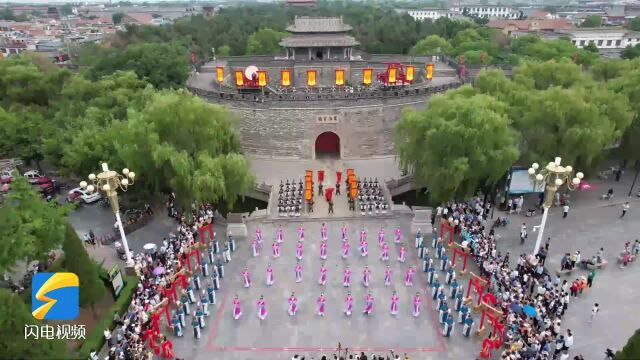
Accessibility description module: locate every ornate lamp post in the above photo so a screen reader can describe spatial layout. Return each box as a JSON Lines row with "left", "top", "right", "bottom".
{"left": 528, "top": 157, "right": 583, "bottom": 256}
{"left": 80, "top": 162, "right": 136, "bottom": 266}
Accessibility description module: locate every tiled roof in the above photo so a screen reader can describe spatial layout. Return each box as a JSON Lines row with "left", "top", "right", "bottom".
{"left": 286, "top": 17, "right": 352, "bottom": 33}
{"left": 280, "top": 33, "right": 359, "bottom": 47}
{"left": 488, "top": 19, "right": 573, "bottom": 31}
{"left": 124, "top": 12, "right": 154, "bottom": 25}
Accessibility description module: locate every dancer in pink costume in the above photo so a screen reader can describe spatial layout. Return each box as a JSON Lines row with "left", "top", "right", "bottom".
{"left": 256, "top": 227, "right": 263, "bottom": 243}
{"left": 294, "top": 261, "right": 303, "bottom": 283}
{"left": 343, "top": 266, "right": 352, "bottom": 287}
{"left": 362, "top": 266, "right": 372, "bottom": 287}
{"left": 413, "top": 292, "right": 422, "bottom": 317}
{"left": 321, "top": 223, "right": 328, "bottom": 241}
{"left": 405, "top": 266, "right": 415, "bottom": 287}
{"left": 288, "top": 292, "right": 298, "bottom": 316}
{"left": 256, "top": 295, "right": 267, "bottom": 320}
{"left": 378, "top": 227, "right": 385, "bottom": 248}
{"left": 272, "top": 241, "right": 280, "bottom": 258}
{"left": 295, "top": 240, "right": 304, "bottom": 260}
{"left": 394, "top": 227, "right": 402, "bottom": 244}
{"left": 242, "top": 267, "right": 251, "bottom": 288}
{"left": 320, "top": 241, "right": 328, "bottom": 260}
{"left": 298, "top": 225, "right": 305, "bottom": 242}
{"left": 318, "top": 263, "right": 328, "bottom": 286}
{"left": 276, "top": 225, "right": 283, "bottom": 243}
{"left": 359, "top": 227, "right": 367, "bottom": 242}
{"left": 363, "top": 292, "right": 374, "bottom": 315}
{"left": 266, "top": 263, "right": 274, "bottom": 286}
{"left": 390, "top": 291, "right": 399, "bottom": 316}
{"left": 232, "top": 295, "right": 242, "bottom": 320}
{"left": 398, "top": 245, "right": 406, "bottom": 263}
{"left": 342, "top": 240, "right": 350, "bottom": 258}
{"left": 317, "top": 292, "right": 327, "bottom": 317}
{"left": 341, "top": 224, "right": 348, "bottom": 241}
{"left": 380, "top": 242, "right": 389, "bottom": 261}
{"left": 384, "top": 265, "right": 392, "bottom": 287}
{"left": 359, "top": 238, "right": 368, "bottom": 257}
{"left": 344, "top": 292, "right": 354, "bottom": 316}
{"left": 251, "top": 238, "right": 259, "bottom": 257}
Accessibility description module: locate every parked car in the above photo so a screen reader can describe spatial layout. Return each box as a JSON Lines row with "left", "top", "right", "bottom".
{"left": 23, "top": 170, "right": 43, "bottom": 184}
{"left": 67, "top": 187, "right": 102, "bottom": 204}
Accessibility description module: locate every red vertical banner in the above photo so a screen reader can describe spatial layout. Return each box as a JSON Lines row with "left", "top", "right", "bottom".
{"left": 191, "top": 52, "right": 196, "bottom": 64}
{"left": 336, "top": 171, "right": 342, "bottom": 183}
{"left": 318, "top": 170, "right": 325, "bottom": 183}
{"left": 325, "top": 188, "right": 334, "bottom": 202}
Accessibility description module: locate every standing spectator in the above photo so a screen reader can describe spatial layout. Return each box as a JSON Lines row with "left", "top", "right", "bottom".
{"left": 563, "top": 330, "right": 574, "bottom": 352}
{"left": 621, "top": 202, "right": 630, "bottom": 218}
{"left": 589, "top": 303, "right": 599, "bottom": 323}
{"left": 520, "top": 223, "right": 527, "bottom": 245}
{"left": 563, "top": 204, "right": 570, "bottom": 218}
{"left": 587, "top": 269, "right": 596, "bottom": 288}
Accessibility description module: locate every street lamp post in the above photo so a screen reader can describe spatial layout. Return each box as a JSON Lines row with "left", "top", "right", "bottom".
{"left": 80, "top": 162, "right": 136, "bottom": 267}
{"left": 528, "top": 157, "right": 583, "bottom": 256}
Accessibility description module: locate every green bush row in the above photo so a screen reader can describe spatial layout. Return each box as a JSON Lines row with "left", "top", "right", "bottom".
{"left": 76, "top": 275, "right": 139, "bottom": 359}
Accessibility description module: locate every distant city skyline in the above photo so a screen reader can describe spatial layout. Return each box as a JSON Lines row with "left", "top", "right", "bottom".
{"left": 2, "top": 0, "right": 235, "bottom": 4}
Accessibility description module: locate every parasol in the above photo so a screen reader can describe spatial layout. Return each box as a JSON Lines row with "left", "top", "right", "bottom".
{"left": 578, "top": 181, "right": 593, "bottom": 191}
{"left": 153, "top": 266, "right": 165, "bottom": 276}
{"left": 509, "top": 303, "right": 523, "bottom": 314}
{"left": 143, "top": 243, "right": 157, "bottom": 251}
{"left": 523, "top": 305, "right": 537, "bottom": 317}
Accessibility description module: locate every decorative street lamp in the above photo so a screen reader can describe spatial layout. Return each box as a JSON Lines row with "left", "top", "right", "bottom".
{"left": 80, "top": 162, "right": 136, "bottom": 266}
{"left": 528, "top": 157, "right": 583, "bottom": 255}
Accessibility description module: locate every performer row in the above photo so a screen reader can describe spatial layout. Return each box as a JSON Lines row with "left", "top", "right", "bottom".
{"left": 256, "top": 224, "right": 403, "bottom": 245}
{"left": 240, "top": 264, "right": 420, "bottom": 287}
{"left": 231, "top": 291, "right": 424, "bottom": 320}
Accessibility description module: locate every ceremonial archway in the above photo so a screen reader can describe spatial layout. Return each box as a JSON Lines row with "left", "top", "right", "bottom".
{"left": 315, "top": 131, "right": 340, "bottom": 159}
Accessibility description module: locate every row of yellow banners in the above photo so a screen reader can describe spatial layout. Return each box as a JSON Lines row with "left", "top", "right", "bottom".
{"left": 219, "top": 64, "right": 436, "bottom": 87}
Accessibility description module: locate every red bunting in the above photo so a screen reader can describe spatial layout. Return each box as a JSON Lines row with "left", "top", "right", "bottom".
{"left": 325, "top": 188, "right": 334, "bottom": 202}
{"left": 336, "top": 171, "right": 342, "bottom": 183}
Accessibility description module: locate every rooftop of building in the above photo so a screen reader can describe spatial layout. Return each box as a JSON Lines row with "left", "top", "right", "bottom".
{"left": 488, "top": 18, "right": 573, "bottom": 31}
{"left": 279, "top": 33, "right": 359, "bottom": 48}
{"left": 286, "top": 17, "right": 352, "bottom": 33}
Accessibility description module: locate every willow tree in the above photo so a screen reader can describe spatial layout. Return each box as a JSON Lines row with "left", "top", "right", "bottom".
{"left": 114, "top": 90, "right": 254, "bottom": 208}
{"left": 395, "top": 87, "right": 520, "bottom": 203}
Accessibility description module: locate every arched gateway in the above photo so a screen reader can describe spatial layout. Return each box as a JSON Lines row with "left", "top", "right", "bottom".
{"left": 315, "top": 131, "right": 340, "bottom": 159}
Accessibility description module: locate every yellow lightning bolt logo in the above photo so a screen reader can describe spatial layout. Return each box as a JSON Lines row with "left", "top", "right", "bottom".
{"left": 32, "top": 273, "right": 79, "bottom": 320}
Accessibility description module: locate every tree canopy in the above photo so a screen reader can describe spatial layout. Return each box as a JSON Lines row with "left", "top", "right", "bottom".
{"left": 246, "top": 28, "right": 287, "bottom": 55}
{"left": 580, "top": 15, "right": 602, "bottom": 27}
{"left": 0, "top": 176, "right": 70, "bottom": 273}
{"left": 395, "top": 88, "right": 520, "bottom": 202}
{"left": 410, "top": 35, "right": 452, "bottom": 55}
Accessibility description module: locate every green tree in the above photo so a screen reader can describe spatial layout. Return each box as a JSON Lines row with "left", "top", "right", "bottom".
{"left": 217, "top": 45, "right": 231, "bottom": 57}
{"left": 616, "top": 328, "right": 640, "bottom": 359}
{"left": 112, "top": 12, "right": 125, "bottom": 24}
{"left": 395, "top": 88, "right": 520, "bottom": 202}
{"left": 62, "top": 222, "right": 105, "bottom": 314}
{"left": 621, "top": 44, "right": 640, "bottom": 60}
{"left": 580, "top": 15, "right": 602, "bottom": 27}
{"left": 410, "top": 35, "right": 452, "bottom": 55}
{"left": 509, "top": 36, "right": 598, "bottom": 65}
{"left": 583, "top": 42, "right": 599, "bottom": 53}
{"left": 0, "top": 289, "right": 66, "bottom": 359}
{"left": 0, "top": 108, "right": 49, "bottom": 172}
{"left": 246, "top": 28, "right": 287, "bottom": 55}
{"left": 628, "top": 17, "right": 640, "bottom": 31}
{"left": 86, "top": 43, "right": 190, "bottom": 89}
{"left": 609, "top": 69, "right": 640, "bottom": 162}
{"left": 0, "top": 176, "right": 69, "bottom": 273}
{"left": 511, "top": 59, "right": 586, "bottom": 91}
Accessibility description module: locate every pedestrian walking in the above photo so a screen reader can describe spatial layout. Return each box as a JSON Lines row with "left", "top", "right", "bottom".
{"left": 589, "top": 303, "right": 599, "bottom": 323}
{"left": 562, "top": 204, "right": 570, "bottom": 218}
{"left": 621, "top": 202, "right": 630, "bottom": 218}
{"left": 587, "top": 270, "right": 595, "bottom": 288}
{"left": 520, "top": 223, "right": 527, "bottom": 245}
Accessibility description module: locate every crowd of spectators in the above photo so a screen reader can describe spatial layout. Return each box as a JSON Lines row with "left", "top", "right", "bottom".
{"left": 435, "top": 199, "right": 587, "bottom": 360}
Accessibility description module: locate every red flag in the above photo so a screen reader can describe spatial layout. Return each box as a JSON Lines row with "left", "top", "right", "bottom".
{"left": 325, "top": 188, "right": 334, "bottom": 202}
{"left": 318, "top": 170, "right": 325, "bottom": 183}
{"left": 336, "top": 171, "right": 342, "bottom": 183}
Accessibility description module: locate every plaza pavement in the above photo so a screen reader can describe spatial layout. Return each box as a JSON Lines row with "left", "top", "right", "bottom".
{"left": 72, "top": 160, "right": 640, "bottom": 360}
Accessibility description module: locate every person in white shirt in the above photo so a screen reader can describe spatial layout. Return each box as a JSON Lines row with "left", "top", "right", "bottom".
{"left": 563, "top": 329, "right": 574, "bottom": 350}
{"left": 559, "top": 350, "right": 570, "bottom": 360}
{"left": 590, "top": 303, "right": 599, "bottom": 323}
{"left": 563, "top": 204, "right": 570, "bottom": 218}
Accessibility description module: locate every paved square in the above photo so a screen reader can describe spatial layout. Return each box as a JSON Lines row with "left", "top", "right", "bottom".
{"left": 205, "top": 220, "right": 445, "bottom": 354}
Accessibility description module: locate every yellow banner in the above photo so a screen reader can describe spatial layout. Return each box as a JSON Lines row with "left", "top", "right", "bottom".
{"left": 257, "top": 71, "right": 267, "bottom": 87}
{"left": 388, "top": 68, "right": 397, "bottom": 83}
{"left": 216, "top": 67, "right": 224, "bottom": 83}
{"left": 406, "top": 65, "right": 415, "bottom": 82}
{"left": 363, "top": 68, "right": 373, "bottom": 85}
{"left": 281, "top": 70, "right": 291, "bottom": 87}
{"left": 235, "top": 71, "right": 244, "bottom": 86}
{"left": 307, "top": 70, "right": 317, "bottom": 87}
{"left": 335, "top": 69, "right": 345, "bottom": 86}
{"left": 426, "top": 63, "right": 434, "bottom": 80}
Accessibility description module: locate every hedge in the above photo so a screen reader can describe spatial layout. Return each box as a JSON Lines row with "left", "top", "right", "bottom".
{"left": 76, "top": 274, "right": 139, "bottom": 359}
